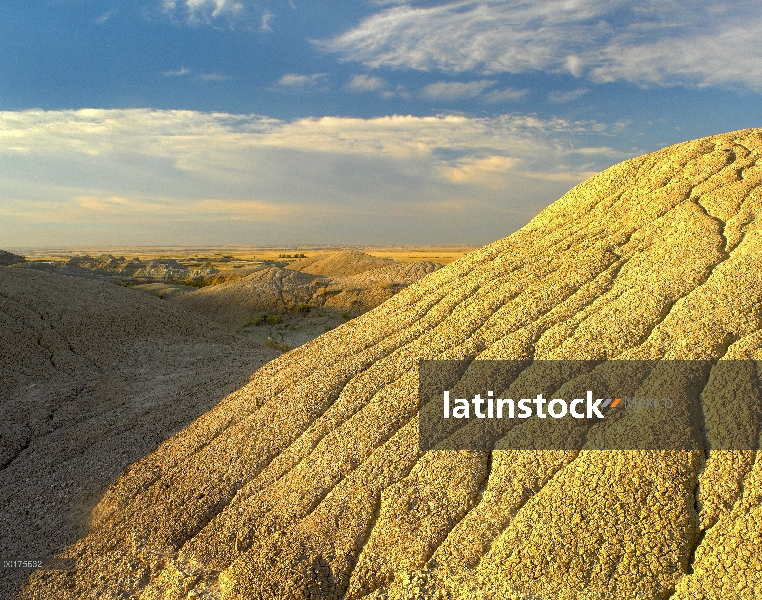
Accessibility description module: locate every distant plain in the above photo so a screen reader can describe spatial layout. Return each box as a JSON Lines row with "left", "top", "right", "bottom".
{"left": 14, "top": 246, "right": 477, "bottom": 266}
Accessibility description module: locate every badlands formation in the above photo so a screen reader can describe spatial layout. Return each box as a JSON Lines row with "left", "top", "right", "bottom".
{"left": 0, "top": 269, "right": 278, "bottom": 598}
{"left": 172, "top": 250, "right": 441, "bottom": 328}
{"left": 67, "top": 254, "right": 221, "bottom": 282}
{"left": 17, "top": 129, "right": 762, "bottom": 599}
{"left": 0, "top": 250, "right": 25, "bottom": 267}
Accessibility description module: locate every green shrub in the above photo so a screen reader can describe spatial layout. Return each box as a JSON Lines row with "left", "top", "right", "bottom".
{"left": 265, "top": 313, "right": 282, "bottom": 325}
{"left": 291, "top": 301, "right": 309, "bottom": 313}
{"left": 263, "top": 337, "right": 291, "bottom": 352}
{"left": 181, "top": 278, "right": 209, "bottom": 288}
{"left": 246, "top": 314, "right": 264, "bottom": 327}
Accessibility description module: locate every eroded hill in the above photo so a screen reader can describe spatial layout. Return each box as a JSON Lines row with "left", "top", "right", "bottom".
{"left": 0, "top": 268, "right": 279, "bottom": 599}
{"left": 0, "top": 250, "right": 25, "bottom": 266}
{"left": 172, "top": 250, "right": 441, "bottom": 348}
{"left": 20, "top": 129, "right": 762, "bottom": 599}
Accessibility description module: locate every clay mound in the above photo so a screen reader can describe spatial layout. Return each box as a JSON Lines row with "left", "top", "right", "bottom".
{"left": 172, "top": 266, "right": 324, "bottom": 328}
{"left": 22, "top": 129, "right": 762, "bottom": 599}
{"left": 287, "top": 250, "right": 395, "bottom": 277}
{"left": 0, "top": 268, "right": 279, "bottom": 599}
{"left": 0, "top": 250, "right": 25, "bottom": 266}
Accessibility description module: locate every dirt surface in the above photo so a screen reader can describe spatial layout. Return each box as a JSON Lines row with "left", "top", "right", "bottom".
{"left": 172, "top": 251, "right": 441, "bottom": 349}
{"left": 0, "top": 268, "right": 279, "bottom": 598}
{"left": 16, "top": 129, "right": 762, "bottom": 599}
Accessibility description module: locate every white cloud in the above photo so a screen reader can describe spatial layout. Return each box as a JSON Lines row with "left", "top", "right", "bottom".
{"left": 422, "top": 80, "right": 495, "bottom": 100}
{"left": 346, "top": 74, "right": 408, "bottom": 98}
{"left": 0, "top": 109, "right": 626, "bottom": 246}
{"left": 164, "top": 67, "right": 191, "bottom": 77}
{"left": 321, "top": 0, "right": 762, "bottom": 91}
{"left": 94, "top": 9, "right": 117, "bottom": 24}
{"left": 162, "top": 67, "right": 227, "bottom": 81}
{"left": 484, "top": 87, "right": 529, "bottom": 103}
{"left": 260, "top": 10, "right": 274, "bottom": 31}
{"left": 184, "top": 0, "right": 242, "bottom": 16}
{"left": 441, "top": 155, "right": 519, "bottom": 188}
{"left": 571, "top": 146, "right": 617, "bottom": 156}
{"left": 347, "top": 74, "right": 387, "bottom": 93}
{"left": 162, "top": 0, "right": 246, "bottom": 24}
{"left": 0, "top": 109, "right": 621, "bottom": 165}
{"left": 548, "top": 88, "right": 588, "bottom": 104}
{"left": 274, "top": 73, "right": 328, "bottom": 91}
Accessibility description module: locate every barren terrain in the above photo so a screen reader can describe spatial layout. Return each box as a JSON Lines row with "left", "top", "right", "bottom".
{"left": 173, "top": 250, "right": 441, "bottom": 348}
{"left": 12, "top": 249, "right": 449, "bottom": 350}
{"left": 6, "top": 129, "right": 762, "bottom": 599}
{"left": 0, "top": 269, "right": 279, "bottom": 598}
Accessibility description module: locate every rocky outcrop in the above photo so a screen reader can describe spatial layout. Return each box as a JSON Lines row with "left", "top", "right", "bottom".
{"left": 288, "top": 250, "right": 399, "bottom": 277}
{"left": 20, "top": 129, "right": 762, "bottom": 599}
{"left": 67, "top": 254, "right": 219, "bottom": 281}
{"left": 172, "top": 266, "right": 324, "bottom": 327}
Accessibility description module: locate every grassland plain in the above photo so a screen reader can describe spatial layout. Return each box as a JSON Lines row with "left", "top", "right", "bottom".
{"left": 18, "top": 129, "right": 762, "bottom": 599}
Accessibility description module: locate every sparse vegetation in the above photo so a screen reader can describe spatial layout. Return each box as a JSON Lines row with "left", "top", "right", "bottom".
{"left": 277, "top": 253, "right": 307, "bottom": 258}
{"left": 262, "top": 337, "right": 291, "bottom": 352}
{"left": 167, "top": 249, "right": 442, "bottom": 349}
{"left": 290, "top": 301, "right": 309, "bottom": 313}
{"left": 246, "top": 314, "right": 264, "bottom": 327}
{"left": 181, "top": 278, "right": 210, "bottom": 288}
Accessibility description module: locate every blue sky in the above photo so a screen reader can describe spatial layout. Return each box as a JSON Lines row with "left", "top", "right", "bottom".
{"left": 1, "top": 0, "right": 761, "bottom": 248}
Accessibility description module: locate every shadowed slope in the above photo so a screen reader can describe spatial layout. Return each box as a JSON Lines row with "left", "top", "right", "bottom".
{"left": 0, "top": 251, "right": 25, "bottom": 266}
{"left": 0, "top": 269, "right": 279, "bottom": 598}
{"left": 172, "top": 267, "right": 321, "bottom": 328}
{"left": 22, "top": 129, "right": 762, "bottom": 600}
{"left": 172, "top": 252, "right": 441, "bottom": 330}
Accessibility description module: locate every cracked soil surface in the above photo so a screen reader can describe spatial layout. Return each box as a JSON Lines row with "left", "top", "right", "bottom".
{"left": 0, "top": 270, "right": 279, "bottom": 599}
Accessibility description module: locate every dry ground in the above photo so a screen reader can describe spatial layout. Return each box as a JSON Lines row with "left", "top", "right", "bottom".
{"left": 168, "top": 250, "right": 443, "bottom": 350}
{"left": 12, "top": 250, "right": 454, "bottom": 349}
{"left": 0, "top": 269, "right": 279, "bottom": 598}
{"left": 11, "top": 129, "right": 762, "bottom": 599}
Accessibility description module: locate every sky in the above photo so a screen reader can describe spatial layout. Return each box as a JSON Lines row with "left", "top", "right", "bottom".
{"left": 1, "top": 0, "right": 761, "bottom": 248}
